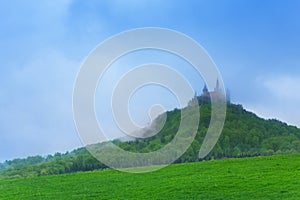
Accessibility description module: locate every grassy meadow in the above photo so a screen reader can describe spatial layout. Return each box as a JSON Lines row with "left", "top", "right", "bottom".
{"left": 1, "top": 154, "right": 300, "bottom": 199}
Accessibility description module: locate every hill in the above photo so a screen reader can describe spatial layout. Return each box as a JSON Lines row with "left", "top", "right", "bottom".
{"left": 1, "top": 102, "right": 300, "bottom": 178}
{"left": 1, "top": 154, "right": 300, "bottom": 199}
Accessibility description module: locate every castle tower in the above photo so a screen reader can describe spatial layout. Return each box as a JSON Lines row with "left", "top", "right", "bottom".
{"left": 188, "top": 91, "right": 198, "bottom": 106}
{"left": 214, "top": 79, "right": 220, "bottom": 92}
{"left": 203, "top": 85, "right": 208, "bottom": 93}
{"left": 196, "top": 79, "right": 230, "bottom": 104}
{"left": 201, "top": 84, "right": 210, "bottom": 102}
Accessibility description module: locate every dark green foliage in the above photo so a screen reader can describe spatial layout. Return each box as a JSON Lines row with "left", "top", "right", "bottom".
{"left": 116, "top": 103, "right": 300, "bottom": 161}
{"left": 0, "top": 149, "right": 105, "bottom": 179}
{"left": 1, "top": 103, "right": 300, "bottom": 179}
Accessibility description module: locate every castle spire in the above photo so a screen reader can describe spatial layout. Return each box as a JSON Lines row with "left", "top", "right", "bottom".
{"left": 203, "top": 84, "right": 208, "bottom": 93}
{"left": 214, "top": 79, "right": 220, "bottom": 92}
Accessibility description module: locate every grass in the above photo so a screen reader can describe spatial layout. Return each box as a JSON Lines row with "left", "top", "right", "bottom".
{"left": 1, "top": 154, "right": 300, "bottom": 199}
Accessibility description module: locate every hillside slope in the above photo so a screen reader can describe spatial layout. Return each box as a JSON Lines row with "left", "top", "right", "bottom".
{"left": 1, "top": 103, "right": 300, "bottom": 178}
{"left": 1, "top": 154, "right": 300, "bottom": 199}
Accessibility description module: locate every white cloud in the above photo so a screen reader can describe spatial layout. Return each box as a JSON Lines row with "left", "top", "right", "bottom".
{"left": 0, "top": 50, "right": 82, "bottom": 161}
{"left": 263, "top": 75, "right": 300, "bottom": 101}
{"left": 242, "top": 74, "right": 300, "bottom": 128}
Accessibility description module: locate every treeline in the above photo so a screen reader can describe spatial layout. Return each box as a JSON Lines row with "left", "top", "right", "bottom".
{"left": 0, "top": 149, "right": 106, "bottom": 179}
{"left": 1, "top": 103, "right": 300, "bottom": 179}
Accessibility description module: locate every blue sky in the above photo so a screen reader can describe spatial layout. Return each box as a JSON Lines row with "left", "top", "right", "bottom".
{"left": 1, "top": 0, "right": 300, "bottom": 161}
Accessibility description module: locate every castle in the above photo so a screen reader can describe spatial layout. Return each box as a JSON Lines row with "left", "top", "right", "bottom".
{"left": 188, "top": 79, "right": 229, "bottom": 106}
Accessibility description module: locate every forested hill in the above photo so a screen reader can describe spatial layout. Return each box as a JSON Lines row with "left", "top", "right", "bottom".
{"left": 1, "top": 103, "right": 300, "bottom": 179}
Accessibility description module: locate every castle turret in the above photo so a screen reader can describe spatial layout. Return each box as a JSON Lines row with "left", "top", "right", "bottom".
{"left": 203, "top": 85, "right": 208, "bottom": 93}
{"left": 201, "top": 85, "right": 210, "bottom": 102}
{"left": 192, "top": 79, "right": 230, "bottom": 105}
{"left": 214, "top": 79, "right": 220, "bottom": 92}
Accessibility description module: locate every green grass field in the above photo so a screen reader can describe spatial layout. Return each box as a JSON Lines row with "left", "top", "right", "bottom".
{"left": 1, "top": 154, "right": 300, "bottom": 199}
